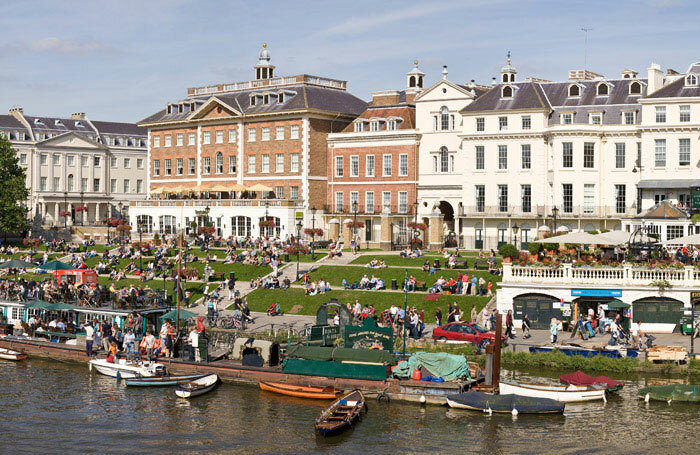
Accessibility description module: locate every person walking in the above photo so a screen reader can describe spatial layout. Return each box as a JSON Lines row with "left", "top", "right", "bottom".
{"left": 550, "top": 317, "right": 559, "bottom": 344}
{"left": 84, "top": 323, "right": 94, "bottom": 358}
{"left": 505, "top": 309, "right": 514, "bottom": 339}
{"left": 124, "top": 329, "right": 136, "bottom": 362}
{"left": 471, "top": 306, "right": 477, "bottom": 323}
{"left": 522, "top": 314, "right": 531, "bottom": 339}
{"left": 435, "top": 307, "right": 442, "bottom": 327}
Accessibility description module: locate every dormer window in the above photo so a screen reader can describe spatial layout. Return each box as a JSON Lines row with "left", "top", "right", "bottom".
{"left": 354, "top": 122, "right": 365, "bottom": 133}
{"left": 501, "top": 86, "right": 513, "bottom": 98}
{"left": 278, "top": 93, "right": 284, "bottom": 103}
{"left": 75, "top": 121, "right": 83, "bottom": 128}
{"left": 686, "top": 74, "right": 698, "bottom": 86}
{"left": 33, "top": 118, "right": 44, "bottom": 125}
{"left": 629, "top": 81, "right": 642, "bottom": 95}
{"left": 166, "top": 104, "right": 172, "bottom": 114}
{"left": 387, "top": 119, "right": 397, "bottom": 131}
{"left": 263, "top": 94, "right": 270, "bottom": 105}
{"left": 596, "top": 83, "right": 609, "bottom": 96}
{"left": 370, "top": 120, "right": 380, "bottom": 132}
{"left": 55, "top": 119, "right": 63, "bottom": 126}
{"left": 568, "top": 84, "right": 580, "bottom": 97}
{"left": 190, "top": 102, "right": 197, "bottom": 112}
{"left": 250, "top": 96, "right": 256, "bottom": 107}
{"left": 589, "top": 112, "right": 603, "bottom": 125}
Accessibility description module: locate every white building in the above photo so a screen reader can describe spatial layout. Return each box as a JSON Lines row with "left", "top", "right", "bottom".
{"left": 0, "top": 108, "right": 147, "bottom": 227}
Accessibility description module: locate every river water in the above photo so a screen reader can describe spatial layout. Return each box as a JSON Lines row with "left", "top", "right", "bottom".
{"left": 0, "top": 358, "right": 698, "bottom": 454}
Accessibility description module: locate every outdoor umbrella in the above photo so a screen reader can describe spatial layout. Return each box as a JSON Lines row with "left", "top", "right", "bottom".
{"left": 38, "top": 260, "right": 73, "bottom": 271}
{"left": 606, "top": 299, "right": 630, "bottom": 309}
{"left": 0, "top": 259, "right": 36, "bottom": 269}
{"left": 247, "top": 183, "right": 273, "bottom": 192}
{"left": 160, "top": 308, "right": 197, "bottom": 322}
{"left": 661, "top": 233, "right": 700, "bottom": 245}
{"left": 532, "top": 231, "right": 601, "bottom": 245}
{"left": 595, "top": 231, "right": 656, "bottom": 245}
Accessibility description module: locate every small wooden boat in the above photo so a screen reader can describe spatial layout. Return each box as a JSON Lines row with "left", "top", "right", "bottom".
{"left": 0, "top": 347, "right": 27, "bottom": 361}
{"left": 559, "top": 371, "right": 624, "bottom": 393}
{"left": 315, "top": 390, "right": 366, "bottom": 436}
{"left": 175, "top": 374, "right": 219, "bottom": 398}
{"left": 125, "top": 374, "right": 209, "bottom": 387}
{"left": 447, "top": 391, "right": 565, "bottom": 414}
{"left": 499, "top": 380, "right": 606, "bottom": 403}
{"left": 259, "top": 381, "right": 340, "bottom": 399}
{"left": 529, "top": 345, "right": 638, "bottom": 359}
{"left": 89, "top": 358, "right": 166, "bottom": 379}
{"left": 639, "top": 384, "right": 700, "bottom": 403}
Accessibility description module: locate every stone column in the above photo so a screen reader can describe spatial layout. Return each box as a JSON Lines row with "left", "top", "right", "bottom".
{"left": 428, "top": 211, "right": 444, "bottom": 251}
{"left": 343, "top": 220, "right": 352, "bottom": 247}
{"left": 53, "top": 202, "right": 59, "bottom": 226}
{"left": 328, "top": 218, "right": 339, "bottom": 242}
{"left": 95, "top": 202, "right": 101, "bottom": 224}
{"left": 379, "top": 213, "right": 391, "bottom": 251}
{"left": 68, "top": 203, "right": 73, "bottom": 226}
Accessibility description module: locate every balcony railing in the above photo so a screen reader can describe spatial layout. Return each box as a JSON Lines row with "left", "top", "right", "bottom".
{"left": 324, "top": 204, "right": 415, "bottom": 216}
{"left": 132, "top": 199, "right": 303, "bottom": 208}
{"left": 503, "top": 262, "right": 699, "bottom": 287}
{"left": 460, "top": 205, "right": 637, "bottom": 218}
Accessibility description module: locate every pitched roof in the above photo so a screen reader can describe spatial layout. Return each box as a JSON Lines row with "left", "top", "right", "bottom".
{"left": 645, "top": 77, "right": 700, "bottom": 98}
{"left": 341, "top": 105, "right": 415, "bottom": 132}
{"left": 23, "top": 115, "right": 92, "bottom": 133}
{"left": 0, "top": 115, "right": 27, "bottom": 130}
{"left": 461, "top": 82, "right": 550, "bottom": 113}
{"left": 636, "top": 200, "right": 689, "bottom": 220}
{"left": 90, "top": 120, "right": 146, "bottom": 136}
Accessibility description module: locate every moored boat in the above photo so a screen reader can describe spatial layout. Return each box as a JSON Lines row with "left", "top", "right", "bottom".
{"left": 175, "top": 374, "right": 219, "bottom": 398}
{"left": 499, "top": 380, "right": 606, "bottom": 403}
{"left": 89, "top": 358, "right": 166, "bottom": 379}
{"left": 529, "top": 345, "right": 638, "bottom": 359}
{"left": 124, "top": 374, "right": 208, "bottom": 387}
{"left": 259, "top": 381, "right": 340, "bottom": 399}
{"left": 315, "top": 390, "right": 366, "bottom": 436}
{"left": 559, "top": 371, "right": 624, "bottom": 393}
{"left": 0, "top": 347, "right": 27, "bottom": 361}
{"left": 639, "top": 384, "right": 700, "bottom": 403}
{"left": 446, "top": 391, "right": 565, "bottom": 414}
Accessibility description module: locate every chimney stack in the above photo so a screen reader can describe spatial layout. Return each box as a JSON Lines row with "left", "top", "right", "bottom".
{"left": 647, "top": 62, "right": 663, "bottom": 95}
{"left": 71, "top": 112, "right": 86, "bottom": 119}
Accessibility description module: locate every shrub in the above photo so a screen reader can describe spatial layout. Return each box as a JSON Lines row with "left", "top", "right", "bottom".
{"left": 153, "top": 232, "right": 161, "bottom": 246}
{"left": 498, "top": 243, "right": 519, "bottom": 260}
{"left": 527, "top": 242, "right": 542, "bottom": 256}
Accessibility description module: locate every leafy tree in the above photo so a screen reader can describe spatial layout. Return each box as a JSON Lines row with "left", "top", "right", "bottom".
{"left": 0, "top": 137, "right": 29, "bottom": 237}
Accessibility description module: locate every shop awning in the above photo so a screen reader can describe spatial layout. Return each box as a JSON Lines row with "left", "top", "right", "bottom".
{"left": 606, "top": 299, "right": 630, "bottom": 309}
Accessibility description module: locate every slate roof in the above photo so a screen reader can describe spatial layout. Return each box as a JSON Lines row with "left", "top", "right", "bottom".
{"left": 0, "top": 115, "right": 27, "bottom": 130}
{"left": 24, "top": 115, "right": 92, "bottom": 133}
{"left": 341, "top": 105, "right": 415, "bottom": 132}
{"left": 140, "top": 83, "right": 367, "bottom": 126}
{"left": 461, "top": 82, "right": 550, "bottom": 113}
{"left": 645, "top": 77, "right": 700, "bottom": 98}
{"left": 90, "top": 120, "right": 146, "bottom": 136}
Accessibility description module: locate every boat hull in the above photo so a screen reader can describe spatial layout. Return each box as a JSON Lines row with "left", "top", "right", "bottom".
{"left": 89, "top": 359, "right": 163, "bottom": 379}
{"left": 530, "top": 346, "right": 638, "bottom": 359}
{"left": 125, "top": 374, "right": 208, "bottom": 387}
{"left": 175, "top": 374, "right": 219, "bottom": 398}
{"left": 638, "top": 385, "right": 700, "bottom": 403}
{"left": 499, "top": 381, "right": 605, "bottom": 403}
{"left": 259, "top": 381, "right": 339, "bottom": 399}
{"left": 446, "top": 391, "right": 565, "bottom": 414}
{"left": 315, "top": 390, "right": 365, "bottom": 436}
{"left": 0, "top": 348, "right": 27, "bottom": 361}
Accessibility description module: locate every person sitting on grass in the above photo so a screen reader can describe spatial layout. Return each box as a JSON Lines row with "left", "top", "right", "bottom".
{"left": 378, "top": 259, "right": 387, "bottom": 268}
{"left": 366, "top": 258, "right": 379, "bottom": 269}
{"left": 281, "top": 277, "right": 291, "bottom": 290}
{"left": 421, "top": 260, "right": 430, "bottom": 273}
{"left": 359, "top": 274, "right": 370, "bottom": 289}
{"left": 405, "top": 275, "right": 417, "bottom": 292}
{"left": 376, "top": 278, "right": 385, "bottom": 290}
{"left": 400, "top": 247, "right": 411, "bottom": 258}
{"left": 447, "top": 255, "right": 456, "bottom": 269}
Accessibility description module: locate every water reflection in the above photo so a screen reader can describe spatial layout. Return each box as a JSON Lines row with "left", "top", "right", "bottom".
{"left": 0, "top": 359, "right": 698, "bottom": 454}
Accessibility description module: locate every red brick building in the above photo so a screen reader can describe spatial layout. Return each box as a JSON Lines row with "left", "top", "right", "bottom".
{"left": 131, "top": 45, "right": 366, "bottom": 238}
{"left": 325, "top": 63, "right": 424, "bottom": 249}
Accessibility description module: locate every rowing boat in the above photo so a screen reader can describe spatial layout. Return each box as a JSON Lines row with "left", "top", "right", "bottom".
{"left": 559, "top": 371, "right": 624, "bottom": 393}
{"left": 259, "top": 381, "right": 340, "bottom": 399}
{"left": 315, "top": 390, "right": 366, "bottom": 436}
{"left": 499, "top": 380, "right": 606, "bottom": 403}
{"left": 638, "top": 384, "right": 700, "bottom": 403}
{"left": 175, "top": 374, "right": 219, "bottom": 398}
{"left": 124, "top": 374, "right": 209, "bottom": 387}
{"left": 446, "top": 391, "right": 565, "bottom": 414}
{"left": 0, "top": 347, "right": 27, "bottom": 361}
{"left": 89, "top": 358, "right": 166, "bottom": 379}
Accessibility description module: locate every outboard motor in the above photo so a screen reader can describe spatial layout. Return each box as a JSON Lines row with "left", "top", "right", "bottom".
{"left": 155, "top": 365, "right": 167, "bottom": 377}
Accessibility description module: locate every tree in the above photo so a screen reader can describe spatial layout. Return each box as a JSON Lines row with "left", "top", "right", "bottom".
{"left": 0, "top": 137, "right": 29, "bottom": 237}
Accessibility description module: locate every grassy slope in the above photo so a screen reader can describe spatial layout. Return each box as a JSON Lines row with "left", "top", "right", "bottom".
{"left": 349, "top": 254, "right": 503, "bottom": 267}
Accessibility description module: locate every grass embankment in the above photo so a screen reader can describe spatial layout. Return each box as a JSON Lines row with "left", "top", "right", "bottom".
{"left": 236, "top": 287, "right": 490, "bottom": 316}
{"left": 306, "top": 265, "right": 501, "bottom": 289}
{"left": 349, "top": 254, "right": 503, "bottom": 268}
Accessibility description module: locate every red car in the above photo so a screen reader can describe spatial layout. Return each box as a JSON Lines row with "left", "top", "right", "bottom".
{"left": 432, "top": 322, "right": 507, "bottom": 344}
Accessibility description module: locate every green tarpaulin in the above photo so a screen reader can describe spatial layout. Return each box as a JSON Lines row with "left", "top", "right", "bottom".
{"left": 393, "top": 352, "right": 471, "bottom": 381}
{"left": 287, "top": 345, "right": 394, "bottom": 364}
{"left": 23, "top": 300, "right": 75, "bottom": 311}
{"left": 606, "top": 299, "right": 630, "bottom": 309}
{"left": 282, "top": 358, "right": 388, "bottom": 381}
{"left": 160, "top": 308, "right": 197, "bottom": 321}
{"left": 38, "top": 260, "right": 73, "bottom": 271}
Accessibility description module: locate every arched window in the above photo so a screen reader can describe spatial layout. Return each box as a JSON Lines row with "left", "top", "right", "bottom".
{"left": 510, "top": 73, "right": 515, "bottom": 82}
{"left": 439, "top": 147, "right": 449, "bottom": 173}
{"left": 67, "top": 174, "right": 74, "bottom": 192}
{"left": 440, "top": 106, "right": 450, "bottom": 131}
{"left": 502, "top": 86, "right": 513, "bottom": 98}
{"left": 686, "top": 74, "right": 698, "bottom": 86}
{"left": 418, "top": 76, "right": 423, "bottom": 88}
{"left": 597, "top": 83, "right": 609, "bottom": 96}
{"left": 568, "top": 84, "right": 580, "bottom": 97}
{"left": 216, "top": 152, "right": 223, "bottom": 174}
{"left": 502, "top": 74, "right": 508, "bottom": 83}
{"left": 629, "top": 81, "right": 641, "bottom": 94}
{"left": 409, "top": 76, "right": 416, "bottom": 87}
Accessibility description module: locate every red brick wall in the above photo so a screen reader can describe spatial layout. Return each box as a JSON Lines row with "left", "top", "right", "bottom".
{"left": 150, "top": 127, "right": 197, "bottom": 188}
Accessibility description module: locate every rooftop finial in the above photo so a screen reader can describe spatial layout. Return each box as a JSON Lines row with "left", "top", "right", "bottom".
{"left": 263, "top": 43, "right": 267, "bottom": 48}
{"left": 442, "top": 65, "right": 448, "bottom": 80}
{"left": 414, "top": 60, "right": 418, "bottom": 66}
{"left": 507, "top": 50, "right": 511, "bottom": 63}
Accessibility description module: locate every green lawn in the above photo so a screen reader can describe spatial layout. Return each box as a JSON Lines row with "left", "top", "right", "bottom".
{"left": 350, "top": 254, "right": 502, "bottom": 268}
{"left": 306, "top": 265, "right": 501, "bottom": 289}
{"left": 96, "top": 276, "right": 208, "bottom": 304}
{"left": 237, "top": 287, "right": 491, "bottom": 317}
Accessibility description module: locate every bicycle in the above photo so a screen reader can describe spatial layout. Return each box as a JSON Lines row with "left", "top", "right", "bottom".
{"left": 216, "top": 315, "right": 247, "bottom": 330}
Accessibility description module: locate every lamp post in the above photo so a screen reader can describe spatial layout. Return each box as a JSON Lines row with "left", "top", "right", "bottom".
{"left": 137, "top": 221, "right": 143, "bottom": 271}
{"left": 352, "top": 201, "right": 358, "bottom": 252}
{"left": 79, "top": 190, "right": 84, "bottom": 226}
{"left": 413, "top": 200, "right": 419, "bottom": 248}
{"left": 264, "top": 202, "right": 270, "bottom": 238}
{"left": 295, "top": 220, "right": 302, "bottom": 281}
{"left": 512, "top": 223, "right": 519, "bottom": 250}
{"left": 311, "top": 206, "right": 317, "bottom": 260}
{"left": 63, "top": 191, "right": 68, "bottom": 228}
{"left": 551, "top": 206, "right": 559, "bottom": 233}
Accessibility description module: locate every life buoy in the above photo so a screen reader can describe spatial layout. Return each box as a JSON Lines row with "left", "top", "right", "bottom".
{"left": 376, "top": 392, "right": 390, "bottom": 403}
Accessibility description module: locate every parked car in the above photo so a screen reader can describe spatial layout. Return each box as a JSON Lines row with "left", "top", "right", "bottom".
{"left": 432, "top": 322, "right": 507, "bottom": 344}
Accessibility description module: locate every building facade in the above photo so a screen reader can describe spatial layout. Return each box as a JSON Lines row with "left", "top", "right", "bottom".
{"left": 0, "top": 109, "right": 147, "bottom": 227}
{"left": 131, "top": 45, "right": 366, "bottom": 238}
{"left": 324, "top": 63, "right": 423, "bottom": 250}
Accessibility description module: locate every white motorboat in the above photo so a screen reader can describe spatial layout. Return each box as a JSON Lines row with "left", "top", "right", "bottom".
{"left": 499, "top": 380, "right": 606, "bottom": 403}
{"left": 175, "top": 374, "right": 219, "bottom": 398}
{"left": 0, "top": 347, "right": 27, "bottom": 361}
{"left": 89, "top": 358, "right": 166, "bottom": 379}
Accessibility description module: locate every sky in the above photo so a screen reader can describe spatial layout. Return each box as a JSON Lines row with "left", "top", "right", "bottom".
{"left": 1, "top": 0, "right": 699, "bottom": 123}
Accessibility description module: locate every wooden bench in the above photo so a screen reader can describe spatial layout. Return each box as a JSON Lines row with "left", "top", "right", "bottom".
{"left": 415, "top": 281, "right": 427, "bottom": 292}
{"left": 474, "top": 260, "right": 489, "bottom": 270}
{"left": 210, "top": 272, "right": 225, "bottom": 282}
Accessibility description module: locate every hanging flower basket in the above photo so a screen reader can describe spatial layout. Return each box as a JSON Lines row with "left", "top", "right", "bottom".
{"left": 60, "top": 211, "right": 72, "bottom": 217}
{"left": 304, "top": 228, "right": 323, "bottom": 237}
{"left": 259, "top": 219, "right": 276, "bottom": 228}
{"left": 284, "top": 245, "right": 309, "bottom": 256}
{"left": 75, "top": 205, "right": 88, "bottom": 212}
{"left": 115, "top": 223, "right": 132, "bottom": 235}
{"left": 345, "top": 220, "right": 365, "bottom": 229}
{"left": 198, "top": 225, "right": 216, "bottom": 236}
{"left": 407, "top": 221, "right": 427, "bottom": 231}
{"left": 23, "top": 238, "right": 40, "bottom": 248}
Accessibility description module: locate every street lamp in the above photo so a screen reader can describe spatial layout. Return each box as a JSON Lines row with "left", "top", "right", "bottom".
{"left": 118, "top": 202, "right": 123, "bottom": 220}
{"left": 137, "top": 221, "right": 143, "bottom": 271}
{"left": 311, "top": 206, "right": 317, "bottom": 260}
{"left": 63, "top": 191, "right": 68, "bottom": 229}
{"left": 264, "top": 202, "right": 270, "bottom": 238}
{"left": 551, "top": 206, "right": 559, "bottom": 233}
{"left": 295, "top": 220, "right": 302, "bottom": 281}
{"left": 352, "top": 201, "right": 358, "bottom": 252}
{"left": 512, "top": 223, "right": 520, "bottom": 249}
{"left": 79, "top": 190, "right": 84, "bottom": 226}
{"left": 413, "top": 200, "right": 419, "bottom": 248}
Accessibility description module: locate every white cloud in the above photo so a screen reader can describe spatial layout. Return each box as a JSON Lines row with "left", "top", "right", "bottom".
{"left": 28, "top": 37, "right": 114, "bottom": 54}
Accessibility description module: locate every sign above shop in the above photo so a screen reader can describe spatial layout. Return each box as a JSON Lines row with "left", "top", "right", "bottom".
{"left": 571, "top": 289, "right": 622, "bottom": 297}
